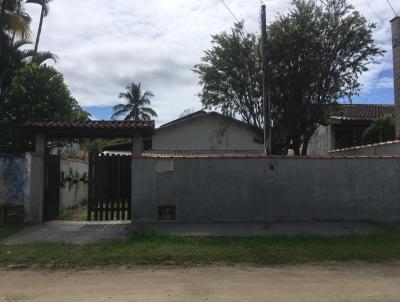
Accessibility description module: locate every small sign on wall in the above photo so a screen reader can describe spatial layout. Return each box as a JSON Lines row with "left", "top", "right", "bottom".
{"left": 267, "top": 161, "right": 277, "bottom": 183}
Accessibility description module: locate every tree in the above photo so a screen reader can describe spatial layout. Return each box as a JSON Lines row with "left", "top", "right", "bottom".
{"left": 0, "top": 0, "right": 31, "bottom": 43}
{"left": 26, "top": 0, "right": 51, "bottom": 55}
{"left": 194, "top": 0, "right": 383, "bottom": 155}
{"left": 0, "top": 64, "right": 89, "bottom": 151}
{"left": 111, "top": 82, "right": 158, "bottom": 121}
{"left": 193, "top": 22, "right": 264, "bottom": 141}
{"left": 362, "top": 115, "right": 395, "bottom": 145}
{"left": 1, "top": 40, "right": 57, "bottom": 91}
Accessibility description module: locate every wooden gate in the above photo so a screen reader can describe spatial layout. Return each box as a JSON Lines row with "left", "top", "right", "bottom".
{"left": 88, "top": 154, "right": 132, "bottom": 221}
{"left": 43, "top": 154, "right": 61, "bottom": 222}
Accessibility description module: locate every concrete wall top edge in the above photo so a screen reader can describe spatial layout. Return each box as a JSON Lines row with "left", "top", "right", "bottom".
{"left": 132, "top": 155, "right": 400, "bottom": 160}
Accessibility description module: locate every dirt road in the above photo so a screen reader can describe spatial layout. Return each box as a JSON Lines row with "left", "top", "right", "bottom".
{"left": 1, "top": 264, "right": 400, "bottom": 301}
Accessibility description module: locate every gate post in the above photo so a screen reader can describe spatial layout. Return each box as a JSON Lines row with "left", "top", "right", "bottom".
{"left": 131, "top": 132, "right": 143, "bottom": 222}
{"left": 29, "top": 133, "right": 46, "bottom": 223}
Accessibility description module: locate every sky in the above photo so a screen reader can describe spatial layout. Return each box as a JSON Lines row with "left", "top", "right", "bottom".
{"left": 25, "top": 0, "right": 399, "bottom": 125}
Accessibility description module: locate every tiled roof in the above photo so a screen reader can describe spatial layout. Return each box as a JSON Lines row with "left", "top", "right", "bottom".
{"left": 331, "top": 104, "right": 394, "bottom": 121}
{"left": 143, "top": 150, "right": 265, "bottom": 157}
{"left": 22, "top": 120, "right": 155, "bottom": 138}
{"left": 136, "top": 153, "right": 400, "bottom": 159}
{"left": 23, "top": 120, "right": 154, "bottom": 130}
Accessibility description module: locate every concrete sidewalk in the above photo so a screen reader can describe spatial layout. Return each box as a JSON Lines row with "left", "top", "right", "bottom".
{"left": 1, "top": 221, "right": 377, "bottom": 245}
{"left": 1, "top": 221, "right": 132, "bottom": 245}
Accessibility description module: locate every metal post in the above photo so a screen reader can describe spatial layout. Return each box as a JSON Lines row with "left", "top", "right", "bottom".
{"left": 261, "top": 4, "right": 271, "bottom": 154}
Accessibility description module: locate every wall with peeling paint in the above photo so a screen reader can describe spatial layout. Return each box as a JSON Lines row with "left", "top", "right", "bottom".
{"left": 0, "top": 155, "right": 29, "bottom": 206}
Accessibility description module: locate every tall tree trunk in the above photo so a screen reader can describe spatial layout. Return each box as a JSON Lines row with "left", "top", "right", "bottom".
{"left": 33, "top": 5, "right": 44, "bottom": 56}
{"left": 301, "top": 136, "right": 310, "bottom": 156}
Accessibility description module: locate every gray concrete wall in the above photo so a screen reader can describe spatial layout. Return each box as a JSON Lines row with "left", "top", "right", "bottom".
{"left": 132, "top": 157, "right": 400, "bottom": 223}
{"left": 60, "top": 159, "right": 88, "bottom": 210}
{"left": 329, "top": 141, "right": 400, "bottom": 156}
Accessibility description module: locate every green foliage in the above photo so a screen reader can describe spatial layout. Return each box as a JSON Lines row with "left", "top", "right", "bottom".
{"left": 58, "top": 200, "right": 87, "bottom": 221}
{"left": 111, "top": 82, "right": 158, "bottom": 121}
{"left": 81, "top": 138, "right": 130, "bottom": 153}
{"left": 0, "top": 64, "right": 89, "bottom": 151}
{"left": 0, "top": 223, "right": 26, "bottom": 239}
{"left": 362, "top": 115, "right": 395, "bottom": 145}
{"left": 1, "top": 225, "right": 400, "bottom": 267}
{"left": 194, "top": 0, "right": 383, "bottom": 155}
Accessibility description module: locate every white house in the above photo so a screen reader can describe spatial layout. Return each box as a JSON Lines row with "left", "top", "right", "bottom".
{"left": 103, "top": 110, "right": 264, "bottom": 154}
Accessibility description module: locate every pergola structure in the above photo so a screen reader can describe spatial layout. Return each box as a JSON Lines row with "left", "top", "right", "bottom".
{"left": 22, "top": 120, "right": 155, "bottom": 223}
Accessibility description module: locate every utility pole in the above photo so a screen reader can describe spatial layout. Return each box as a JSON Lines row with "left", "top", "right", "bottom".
{"left": 261, "top": 4, "right": 271, "bottom": 154}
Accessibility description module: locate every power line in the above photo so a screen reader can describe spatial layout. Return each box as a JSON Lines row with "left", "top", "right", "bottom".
{"left": 362, "top": 0, "right": 385, "bottom": 25}
{"left": 386, "top": 0, "right": 399, "bottom": 17}
{"left": 361, "top": 55, "right": 389, "bottom": 104}
{"left": 219, "top": 0, "right": 249, "bottom": 34}
{"left": 220, "top": 0, "right": 241, "bottom": 24}
{"left": 359, "top": 0, "right": 389, "bottom": 103}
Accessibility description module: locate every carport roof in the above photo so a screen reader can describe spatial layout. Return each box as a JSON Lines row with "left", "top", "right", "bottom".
{"left": 22, "top": 120, "right": 155, "bottom": 138}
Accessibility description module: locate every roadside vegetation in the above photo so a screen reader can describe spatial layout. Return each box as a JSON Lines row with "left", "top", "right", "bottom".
{"left": 58, "top": 201, "right": 88, "bottom": 221}
{"left": 1, "top": 224, "right": 400, "bottom": 267}
{"left": 0, "top": 224, "right": 26, "bottom": 240}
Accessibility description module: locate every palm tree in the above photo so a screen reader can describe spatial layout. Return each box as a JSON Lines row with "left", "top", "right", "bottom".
{"left": 25, "top": 0, "right": 51, "bottom": 55}
{"left": 0, "top": 0, "right": 31, "bottom": 43}
{"left": 111, "top": 82, "right": 158, "bottom": 121}
{"left": 1, "top": 39, "right": 57, "bottom": 90}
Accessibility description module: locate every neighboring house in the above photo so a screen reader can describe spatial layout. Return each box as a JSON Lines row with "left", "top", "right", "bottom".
{"left": 103, "top": 111, "right": 264, "bottom": 154}
{"left": 308, "top": 104, "right": 394, "bottom": 156}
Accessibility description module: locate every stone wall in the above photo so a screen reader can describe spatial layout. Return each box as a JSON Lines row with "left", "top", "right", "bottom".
{"left": 132, "top": 157, "right": 400, "bottom": 223}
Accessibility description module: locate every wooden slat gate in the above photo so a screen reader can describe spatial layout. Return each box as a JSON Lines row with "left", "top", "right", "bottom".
{"left": 43, "top": 154, "right": 61, "bottom": 222}
{"left": 88, "top": 154, "right": 132, "bottom": 221}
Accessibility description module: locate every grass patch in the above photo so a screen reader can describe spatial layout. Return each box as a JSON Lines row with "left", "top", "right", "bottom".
{"left": 0, "top": 224, "right": 26, "bottom": 240}
{"left": 1, "top": 224, "right": 400, "bottom": 267}
{"left": 58, "top": 201, "right": 87, "bottom": 221}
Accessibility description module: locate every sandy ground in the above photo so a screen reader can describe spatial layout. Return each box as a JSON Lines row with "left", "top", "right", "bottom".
{"left": 1, "top": 264, "right": 400, "bottom": 302}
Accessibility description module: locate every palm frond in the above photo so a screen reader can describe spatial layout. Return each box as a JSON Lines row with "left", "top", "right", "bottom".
{"left": 3, "top": 12, "right": 31, "bottom": 40}
{"left": 31, "top": 51, "right": 58, "bottom": 64}
{"left": 139, "top": 113, "right": 151, "bottom": 121}
{"left": 13, "top": 39, "right": 32, "bottom": 49}
{"left": 141, "top": 107, "right": 158, "bottom": 118}
{"left": 111, "top": 109, "right": 129, "bottom": 120}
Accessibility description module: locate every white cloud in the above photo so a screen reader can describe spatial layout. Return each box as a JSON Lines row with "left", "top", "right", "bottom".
{"left": 25, "top": 0, "right": 398, "bottom": 123}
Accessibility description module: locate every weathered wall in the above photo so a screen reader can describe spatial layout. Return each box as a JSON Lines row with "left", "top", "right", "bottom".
{"left": 132, "top": 157, "right": 400, "bottom": 223}
{"left": 329, "top": 141, "right": 400, "bottom": 156}
{"left": 0, "top": 155, "right": 29, "bottom": 206}
{"left": 307, "top": 125, "right": 333, "bottom": 156}
{"left": 60, "top": 158, "right": 88, "bottom": 209}
{"left": 391, "top": 17, "right": 400, "bottom": 138}
{"left": 153, "top": 114, "right": 263, "bottom": 151}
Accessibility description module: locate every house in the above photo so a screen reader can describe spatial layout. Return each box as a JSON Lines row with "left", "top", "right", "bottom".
{"left": 307, "top": 104, "right": 395, "bottom": 156}
{"left": 103, "top": 110, "right": 264, "bottom": 154}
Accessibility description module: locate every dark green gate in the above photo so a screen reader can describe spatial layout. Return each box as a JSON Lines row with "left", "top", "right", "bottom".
{"left": 43, "top": 154, "right": 61, "bottom": 222}
{"left": 88, "top": 154, "right": 131, "bottom": 221}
